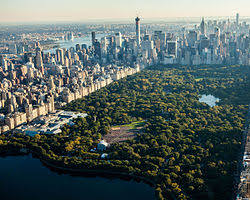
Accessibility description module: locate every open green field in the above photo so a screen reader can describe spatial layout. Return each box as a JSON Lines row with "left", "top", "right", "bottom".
{"left": 112, "top": 120, "right": 145, "bottom": 129}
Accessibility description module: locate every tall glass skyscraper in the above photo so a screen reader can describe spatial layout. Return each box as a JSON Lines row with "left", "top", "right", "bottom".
{"left": 135, "top": 17, "right": 141, "bottom": 47}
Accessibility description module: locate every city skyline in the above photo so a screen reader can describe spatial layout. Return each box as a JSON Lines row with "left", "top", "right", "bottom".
{"left": 0, "top": 0, "right": 250, "bottom": 23}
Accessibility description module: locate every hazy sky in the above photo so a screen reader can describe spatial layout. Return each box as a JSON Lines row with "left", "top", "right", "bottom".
{"left": 0, "top": 0, "right": 249, "bottom": 23}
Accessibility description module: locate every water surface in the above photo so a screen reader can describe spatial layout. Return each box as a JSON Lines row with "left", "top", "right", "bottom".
{"left": 44, "top": 33, "right": 106, "bottom": 53}
{"left": 0, "top": 155, "right": 155, "bottom": 200}
{"left": 199, "top": 94, "right": 220, "bottom": 107}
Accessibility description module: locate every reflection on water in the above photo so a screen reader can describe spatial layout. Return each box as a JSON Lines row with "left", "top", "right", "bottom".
{"left": 199, "top": 94, "right": 220, "bottom": 107}
{"left": 0, "top": 155, "right": 155, "bottom": 200}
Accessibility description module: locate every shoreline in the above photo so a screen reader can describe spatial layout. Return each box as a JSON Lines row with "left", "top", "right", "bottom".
{"left": 38, "top": 158, "right": 157, "bottom": 188}
{"left": 0, "top": 152, "right": 159, "bottom": 200}
{"left": 0, "top": 150, "right": 159, "bottom": 198}
{"left": 40, "top": 157, "right": 156, "bottom": 187}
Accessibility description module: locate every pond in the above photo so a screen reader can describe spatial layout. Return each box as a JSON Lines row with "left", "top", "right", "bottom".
{"left": 199, "top": 94, "right": 220, "bottom": 107}
{"left": 0, "top": 155, "right": 155, "bottom": 200}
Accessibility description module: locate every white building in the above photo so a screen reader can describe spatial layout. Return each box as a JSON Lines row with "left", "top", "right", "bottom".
{"left": 97, "top": 140, "right": 109, "bottom": 151}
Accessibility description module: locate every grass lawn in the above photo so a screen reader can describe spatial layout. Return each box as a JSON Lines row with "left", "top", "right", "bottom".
{"left": 195, "top": 78, "right": 203, "bottom": 82}
{"left": 112, "top": 120, "right": 145, "bottom": 129}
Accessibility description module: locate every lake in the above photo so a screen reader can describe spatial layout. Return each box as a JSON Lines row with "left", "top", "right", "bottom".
{"left": 199, "top": 94, "right": 220, "bottom": 107}
{"left": 0, "top": 155, "right": 155, "bottom": 200}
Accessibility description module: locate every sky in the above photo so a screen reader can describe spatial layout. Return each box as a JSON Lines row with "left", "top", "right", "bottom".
{"left": 0, "top": 0, "right": 249, "bottom": 23}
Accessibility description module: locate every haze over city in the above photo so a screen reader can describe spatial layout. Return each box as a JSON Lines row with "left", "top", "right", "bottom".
{"left": 0, "top": 0, "right": 250, "bottom": 23}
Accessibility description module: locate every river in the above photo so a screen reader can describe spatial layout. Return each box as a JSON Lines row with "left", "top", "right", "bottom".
{"left": 44, "top": 33, "right": 106, "bottom": 54}
{"left": 0, "top": 155, "right": 155, "bottom": 200}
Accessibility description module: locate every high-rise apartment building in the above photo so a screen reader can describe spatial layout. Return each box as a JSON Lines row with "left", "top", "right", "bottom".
{"left": 35, "top": 46, "right": 44, "bottom": 75}
{"left": 236, "top": 13, "right": 239, "bottom": 26}
{"left": 200, "top": 17, "right": 206, "bottom": 35}
{"left": 92, "top": 32, "right": 96, "bottom": 46}
{"left": 135, "top": 17, "right": 141, "bottom": 47}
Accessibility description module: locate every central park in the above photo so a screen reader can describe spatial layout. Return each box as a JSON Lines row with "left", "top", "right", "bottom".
{"left": 0, "top": 64, "right": 250, "bottom": 200}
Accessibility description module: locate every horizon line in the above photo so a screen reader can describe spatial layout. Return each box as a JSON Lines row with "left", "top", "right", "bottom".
{"left": 1, "top": 15, "right": 250, "bottom": 26}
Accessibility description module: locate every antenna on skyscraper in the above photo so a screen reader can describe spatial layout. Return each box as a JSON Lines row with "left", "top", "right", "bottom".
{"left": 135, "top": 10, "right": 142, "bottom": 19}
{"left": 136, "top": 10, "right": 139, "bottom": 18}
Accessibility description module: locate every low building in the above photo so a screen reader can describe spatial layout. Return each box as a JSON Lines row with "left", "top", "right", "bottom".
{"left": 97, "top": 140, "right": 109, "bottom": 151}
{"left": 15, "top": 110, "right": 87, "bottom": 136}
{"left": 101, "top": 153, "right": 108, "bottom": 159}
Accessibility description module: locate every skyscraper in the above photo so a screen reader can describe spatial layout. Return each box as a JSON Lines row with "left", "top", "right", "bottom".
{"left": 167, "top": 41, "right": 177, "bottom": 57}
{"left": 35, "top": 46, "right": 44, "bottom": 75}
{"left": 76, "top": 44, "right": 81, "bottom": 52}
{"left": 56, "top": 48, "right": 64, "bottom": 65}
{"left": 115, "top": 32, "right": 122, "bottom": 47}
{"left": 135, "top": 17, "right": 141, "bottom": 47}
{"left": 92, "top": 32, "right": 96, "bottom": 46}
{"left": 187, "top": 30, "right": 198, "bottom": 47}
{"left": 200, "top": 17, "right": 206, "bottom": 35}
{"left": 66, "top": 32, "right": 74, "bottom": 41}
{"left": 236, "top": 13, "right": 239, "bottom": 26}
{"left": 214, "top": 27, "right": 220, "bottom": 46}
